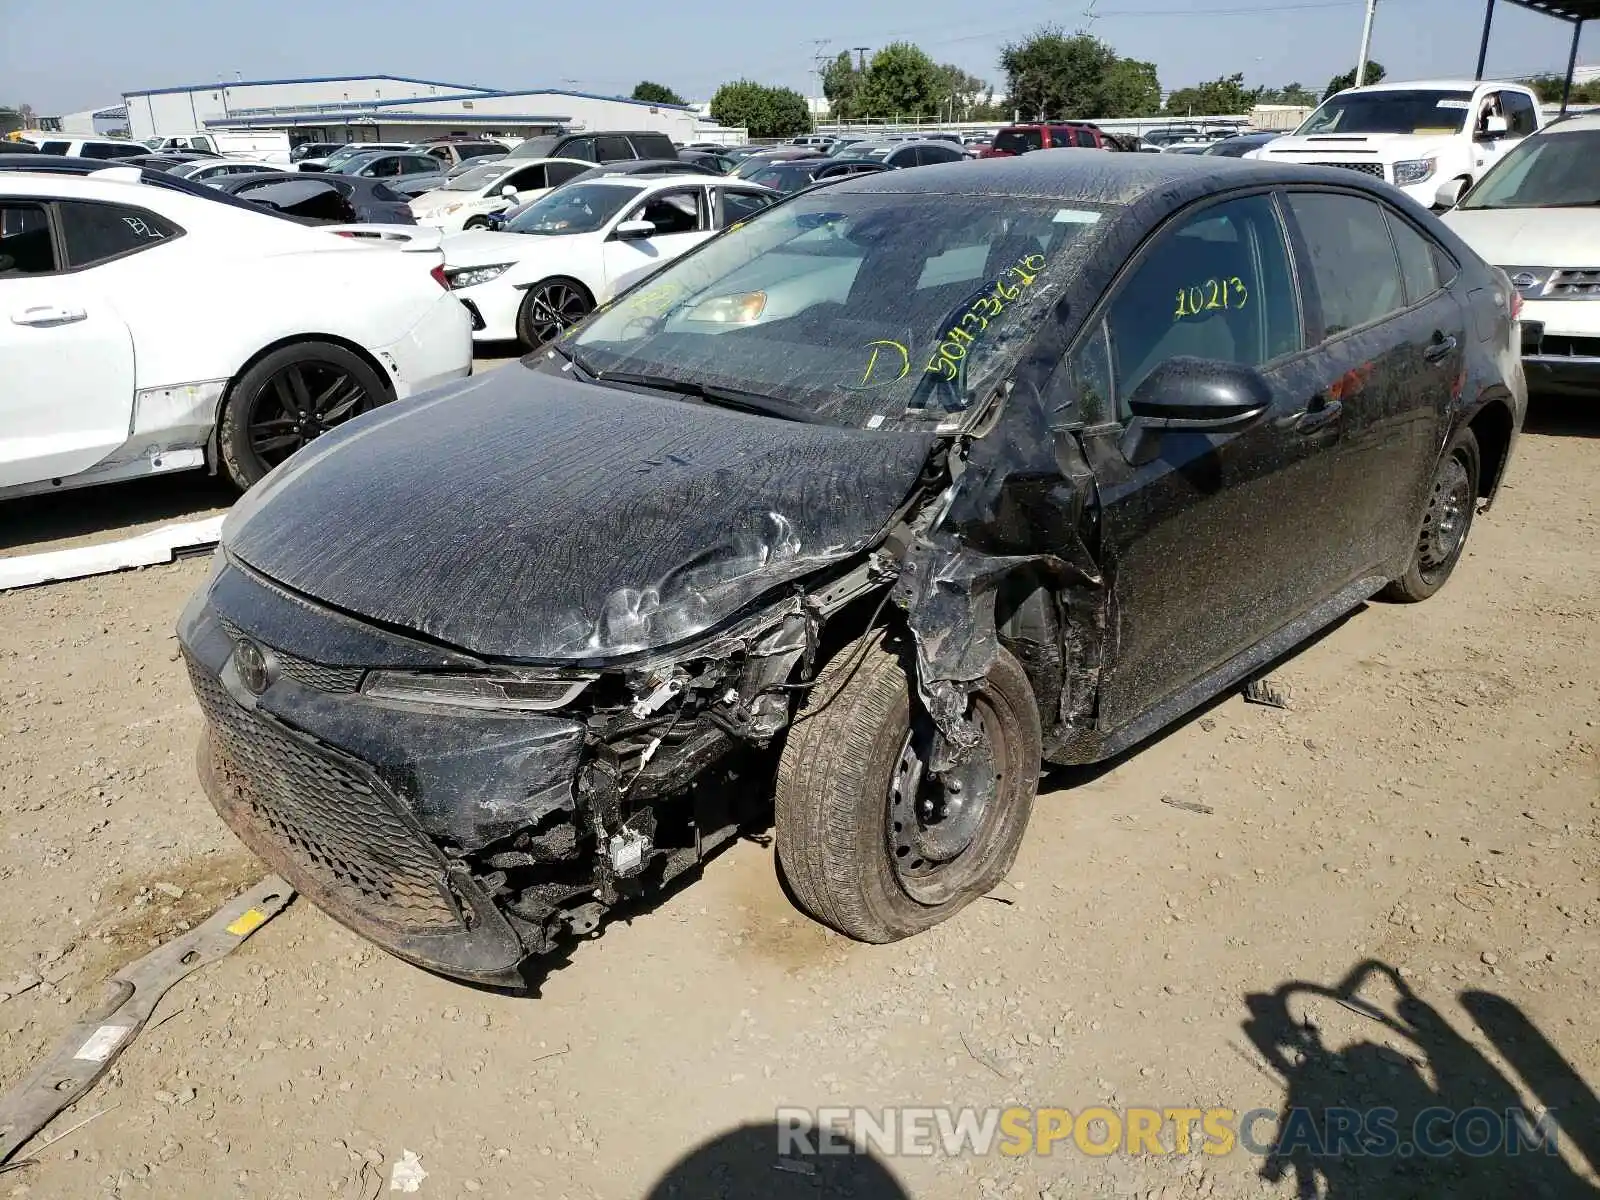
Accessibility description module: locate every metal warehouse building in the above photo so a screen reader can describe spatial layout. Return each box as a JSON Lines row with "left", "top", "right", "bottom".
{"left": 122, "top": 74, "right": 724, "bottom": 145}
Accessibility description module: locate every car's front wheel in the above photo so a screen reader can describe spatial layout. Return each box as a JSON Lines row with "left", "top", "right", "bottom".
{"left": 775, "top": 627, "right": 1042, "bottom": 943}
{"left": 515, "top": 277, "right": 594, "bottom": 350}
{"left": 218, "top": 341, "right": 389, "bottom": 491}
{"left": 1383, "top": 426, "right": 1480, "bottom": 603}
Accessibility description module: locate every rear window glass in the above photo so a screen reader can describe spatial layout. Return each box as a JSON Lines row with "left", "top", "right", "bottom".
{"left": 59, "top": 201, "right": 180, "bottom": 267}
{"left": 994, "top": 129, "right": 1043, "bottom": 154}
{"left": 0, "top": 203, "right": 57, "bottom": 274}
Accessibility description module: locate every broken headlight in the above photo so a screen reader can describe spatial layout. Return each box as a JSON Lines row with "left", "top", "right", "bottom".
{"left": 362, "top": 670, "right": 595, "bottom": 712}
{"left": 444, "top": 263, "right": 514, "bottom": 289}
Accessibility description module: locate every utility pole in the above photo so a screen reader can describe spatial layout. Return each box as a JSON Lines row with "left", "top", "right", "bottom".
{"left": 1355, "top": 0, "right": 1378, "bottom": 90}
{"left": 855, "top": 47, "right": 869, "bottom": 72}
{"left": 810, "top": 38, "right": 831, "bottom": 132}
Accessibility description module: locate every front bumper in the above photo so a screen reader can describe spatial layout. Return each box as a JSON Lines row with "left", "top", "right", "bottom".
{"left": 375, "top": 291, "right": 474, "bottom": 397}
{"left": 1519, "top": 307, "right": 1600, "bottom": 397}
{"left": 451, "top": 279, "right": 521, "bottom": 343}
{"left": 178, "top": 559, "right": 589, "bottom": 986}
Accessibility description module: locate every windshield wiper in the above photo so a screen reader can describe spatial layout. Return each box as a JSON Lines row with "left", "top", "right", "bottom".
{"left": 589, "top": 369, "right": 820, "bottom": 423}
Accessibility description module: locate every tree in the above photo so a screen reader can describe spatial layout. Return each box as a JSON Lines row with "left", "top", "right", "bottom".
{"left": 1259, "top": 82, "right": 1319, "bottom": 107}
{"left": 1324, "top": 61, "right": 1386, "bottom": 99}
{"left": 822, "top": 51, "right": 864, "bottom": 120}
{"left": 1165, "top": 72, "right": 1262, "bottom": 117}
{"left": 931, "top": 63, "right": 989, "bottom": 121}
{"left": 1102, "top": 58, "right": 1163, "bottom": 117}
{"left": 857, "top": 42, "right": 942, "bottom": 120}
{"left": 631, "top": 81, "right": 685, "bottom": 106}
{"left": 1521, "top": 74, "right": 1600, "bottom": 104}
{"left": 709, "top": 80, "right": 811, "bottom": 139}
{"left": 999, "top": 26, "right": 1160, "bottom": 120}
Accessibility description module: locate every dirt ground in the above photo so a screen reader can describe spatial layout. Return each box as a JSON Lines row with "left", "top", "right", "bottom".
{"left": 0, "top": 396, "right": 1595, "bottom": 1200}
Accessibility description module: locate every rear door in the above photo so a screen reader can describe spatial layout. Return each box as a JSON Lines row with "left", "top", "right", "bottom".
{"left": 594, "top": 135, "right": 637, "bottom": 163}
{"left": 1281, "top": 189, "right": 1466, "bottom": 574}
{"left": 601, "top": 185, "right": 711, "bottom": 296}
{"left": 0, "top": 197, "right": 143, "bottom": 488}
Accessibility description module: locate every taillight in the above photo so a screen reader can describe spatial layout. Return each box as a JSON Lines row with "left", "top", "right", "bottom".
{"left": 430, "top": 264, "right": 449, "bottom": 290}
{"left": 1510, "top": 289, "right": 1524, "bottom": 320}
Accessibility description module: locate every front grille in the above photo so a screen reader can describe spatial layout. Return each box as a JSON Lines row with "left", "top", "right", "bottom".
{"left": 1528, "top": 333, "right": 1600, "bottom": 359}
{"left": 1310, "top": 161, "right": 1386, "bottom": 180}
{"left": 219, "top": 619, "right": 363, "bottom": 693}
{"left": 187, "top": 655, "right": 460, "bottom": 932}
{"left": 1546, "top": 269, "right": 1600, "bottom": 298}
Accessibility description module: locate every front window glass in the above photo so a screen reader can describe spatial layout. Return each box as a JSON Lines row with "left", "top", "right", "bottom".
{"left": 1106, "top": 194, "right": 1302, "bottom": 410}
{"left": 1459, "top": 130, "right": 1600, "bottom": 209}
{"left": 1297, "top": 90, "right": 1473, "bottom": 135}
{"left": 503, "top": 182, "right": 642, "bottom": 234}
{"left": 568, "top": 192, "right": 1115, "bottom": 430}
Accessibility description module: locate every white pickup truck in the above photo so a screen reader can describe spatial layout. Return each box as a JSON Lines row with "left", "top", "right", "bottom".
{"left": 148, "top": 129, "right": 293, "bottom": 166}
{"left": 1250, "top": 79, "right": 1543, "bottom": 209}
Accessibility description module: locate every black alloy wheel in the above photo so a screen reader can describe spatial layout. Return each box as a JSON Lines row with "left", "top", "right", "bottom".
{"left": 218, "top": 341, "right": 389, "bottom": 492}
{"left": 515, "top": 278, "right": 594, "bottom": 349}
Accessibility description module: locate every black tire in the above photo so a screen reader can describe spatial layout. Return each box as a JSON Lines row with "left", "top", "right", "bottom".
{"left": 218, "top": 341, "right": 389, "bottom": 492}
{"left": 514, "top": 277, "right": 594, "bottom": 350}
{"left": 1383, "top": 426, "right": 1480, "bottom": 603}
{"left": 775, "top": 628, "right": 1042, "bottom": 943}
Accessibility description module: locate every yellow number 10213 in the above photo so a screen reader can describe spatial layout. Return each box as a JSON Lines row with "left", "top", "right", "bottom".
{"left": 1174, "top": 276, "right": 1249, "bottom": 320}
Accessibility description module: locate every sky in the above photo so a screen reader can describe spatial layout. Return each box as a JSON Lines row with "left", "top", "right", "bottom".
{"left": 4, "top": 0, "right": 1599, "bottom": 115}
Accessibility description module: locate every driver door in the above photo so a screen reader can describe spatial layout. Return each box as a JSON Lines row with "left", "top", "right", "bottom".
{"left": 0, "top": 198, "right": 137, "bottom": 489}
{"left": 601, "top": 185, "right": 713, "bottom": 298}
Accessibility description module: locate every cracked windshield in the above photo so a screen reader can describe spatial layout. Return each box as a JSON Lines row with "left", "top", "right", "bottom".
{"left": 568, "top": 192, "right": 1112, "bottom": 428}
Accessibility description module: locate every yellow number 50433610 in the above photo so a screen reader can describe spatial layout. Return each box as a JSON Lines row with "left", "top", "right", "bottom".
{"left": 1174, "top": 276, "right": 1248, "bottom": 320}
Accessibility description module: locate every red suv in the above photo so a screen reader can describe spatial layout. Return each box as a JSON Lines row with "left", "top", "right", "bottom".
{"left": 981, "top": 123, "right": 1113, "bottom": 157}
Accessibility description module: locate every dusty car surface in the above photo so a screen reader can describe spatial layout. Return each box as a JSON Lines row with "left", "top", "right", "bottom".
{"left": 179, "top": 154, "right": 1525, "bottom": 986}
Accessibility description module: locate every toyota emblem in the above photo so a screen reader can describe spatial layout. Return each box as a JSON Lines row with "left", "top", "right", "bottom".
{"left": 233, "top": 639, "right": 271, "bottom": 695}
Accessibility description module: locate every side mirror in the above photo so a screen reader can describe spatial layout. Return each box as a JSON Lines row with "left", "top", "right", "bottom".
{"left": 500, "top": 184, "right": 519, "bottom": 198}
{"left": 1479, "top": 114, "right": 1510, "bottom": 138}
{"left": 614, "top": 218, "right": 656, "bottom": 240}
{"left": 1126, "top": 357, "right": 1272, "bottom": 428}
{"left": 1434, "top": 178, "right": 1467, "bottom": 209}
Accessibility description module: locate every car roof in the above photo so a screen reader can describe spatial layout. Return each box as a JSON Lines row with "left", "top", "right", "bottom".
{"left": 1538, "top": 111, "right": 1600, "bottom": 132}
{"left": 1350, "top": 78, "right": 1522, "bottom": 93}
{"left": 819, "top": 151, "right": 1398, "bottom": 206}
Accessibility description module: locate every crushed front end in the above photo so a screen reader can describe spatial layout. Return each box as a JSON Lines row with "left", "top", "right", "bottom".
{"left": 178, "top": 549, "right": 892, "bottom": 986}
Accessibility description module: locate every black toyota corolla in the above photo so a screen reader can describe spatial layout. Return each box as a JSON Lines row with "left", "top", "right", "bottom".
{"left": 179, "top": 155, "right": 1525, "bottom": 985}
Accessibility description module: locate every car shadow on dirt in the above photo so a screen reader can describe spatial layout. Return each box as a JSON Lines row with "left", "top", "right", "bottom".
{"left": 1241, "top": 959, "right": 1600, "bottom": 1198}
{"left": 1525, "top": 396, "right": 1600, "bottom": 439}
{"left": 0, "top": 472, "right": 235, "bottom": 555}
{"left": 643, "top": 1122, "right": 911, "bottom": 1199}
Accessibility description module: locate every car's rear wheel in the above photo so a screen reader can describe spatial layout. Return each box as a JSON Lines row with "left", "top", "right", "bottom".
{"left": 218, "top": 341, "right": 389, "bottom": 491}
{"left": 1383, "top": 426, "right": 1480, "bottom": 603}
{"left": 775, "top": 627, "right": 1041, "bottom": 943}
{"left": 515, "top": 277, "right": 594, "bottom": 350}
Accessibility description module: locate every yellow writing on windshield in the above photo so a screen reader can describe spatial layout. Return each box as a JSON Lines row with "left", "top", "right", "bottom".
{"left": 1174, "top": 276, "right": 1249, "bottom": 321}
{"left": 860, "top": 339, "right": 911, "bottom": 386}
{"left": 925, "top": 253, "right": 1047, "bottom": 381}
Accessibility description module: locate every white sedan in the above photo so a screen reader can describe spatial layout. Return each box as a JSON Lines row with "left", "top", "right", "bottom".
{"left": 444, "top": 174, "right": 779, "bottom": 348}
{"left": 409, "top": 157, "right": 592, "bottom": 232}
{"left": 0, "top": 169, "right": 472, "bottom": 498}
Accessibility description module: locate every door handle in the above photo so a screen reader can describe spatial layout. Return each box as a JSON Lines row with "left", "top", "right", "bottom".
{"left": 1423, "top": 333, "right": 1458, "bottom": 364}
{"left": 1291, "top": 399, "right": 1343, "bottom": 435}
{"left": 11, "top": 305, "right": 87, "bottom": 327}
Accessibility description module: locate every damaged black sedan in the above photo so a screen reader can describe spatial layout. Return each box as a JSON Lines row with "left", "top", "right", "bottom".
{"left": 179, "top": 155, "right": 1525, "bottom": 985}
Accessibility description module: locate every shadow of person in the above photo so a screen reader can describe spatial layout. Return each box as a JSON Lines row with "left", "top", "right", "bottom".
{"left": 643, "top": 1122, "right": 912, "bottom": 1200}
{"left": 1242, "top": 959, "right": 1598, "bottom": 1199}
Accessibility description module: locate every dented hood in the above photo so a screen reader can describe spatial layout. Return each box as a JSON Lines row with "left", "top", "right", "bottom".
{"left": 222, "top": 368, "right": 936, "bottom": 662}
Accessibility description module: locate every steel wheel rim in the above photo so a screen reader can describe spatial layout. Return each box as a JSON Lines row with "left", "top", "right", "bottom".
{"left": 523, "top": 283, "right": 590, "bottom": 346}
{"left": 1419, "top": 450, "right": 1473, "bottom": 573}
{"left": 886, "top": 699, "right": 1007, "bottom": 905}
{"left": 246, "top": 359, "right": 372, "bottom": 470}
